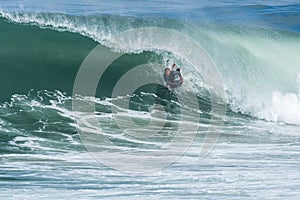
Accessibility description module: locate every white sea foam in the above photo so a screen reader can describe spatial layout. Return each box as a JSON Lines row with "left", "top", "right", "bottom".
{"left": 262, "top": 91, "right": 300, "bottom": 124}
{"left": 258, "top": 73, "right": 300, "bottom": 125}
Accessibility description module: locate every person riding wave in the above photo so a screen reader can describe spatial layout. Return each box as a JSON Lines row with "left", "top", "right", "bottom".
{"left": 163, "top": 64, "right": 184, "bottom": 89}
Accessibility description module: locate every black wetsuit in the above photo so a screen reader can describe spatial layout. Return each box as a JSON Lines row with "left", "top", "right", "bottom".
{"left": 164, "top": 70, "right": 183, "bottom": 88}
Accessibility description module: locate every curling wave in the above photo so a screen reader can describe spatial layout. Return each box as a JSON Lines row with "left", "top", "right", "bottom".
{"left": 0, "top": 11, "right": 300, "bottom": 125}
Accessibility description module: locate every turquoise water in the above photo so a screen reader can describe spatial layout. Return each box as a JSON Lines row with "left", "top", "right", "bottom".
{"left": 0, "top": 1, "right": 300, "bottom": 199}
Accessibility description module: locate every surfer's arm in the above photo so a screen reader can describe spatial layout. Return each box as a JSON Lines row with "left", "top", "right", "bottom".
{"left": 163, "top": 74, "right": 170, "bottom": 88}
{"left": 163, "top": 74, "right": 168, "bottom": 82}
{"left": 171, "top": 64, "right": 176, "bottom": 70}
{"left": 179, "top": 73, "right": 183, "bottom": 82}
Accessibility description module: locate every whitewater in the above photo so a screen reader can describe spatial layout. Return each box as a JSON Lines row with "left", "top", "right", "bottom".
{"left": 0, "top": 0, "right": 299, "bottom": 199}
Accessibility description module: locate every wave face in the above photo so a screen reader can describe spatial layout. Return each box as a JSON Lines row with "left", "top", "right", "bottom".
{"left": 0, "top": 15, "right": 97, "bottom": 101}
{"left": 0, "top": 12, "right": 300, "bottom": 125}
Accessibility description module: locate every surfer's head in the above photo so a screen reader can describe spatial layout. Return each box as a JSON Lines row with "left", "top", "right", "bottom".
{"left": 165, "top": 68, "right": 170, "bottom": 75}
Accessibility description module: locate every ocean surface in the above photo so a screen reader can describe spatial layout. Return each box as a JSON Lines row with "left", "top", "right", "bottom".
{"left": 0, "top": 0, "right": 300, "bottom": 199}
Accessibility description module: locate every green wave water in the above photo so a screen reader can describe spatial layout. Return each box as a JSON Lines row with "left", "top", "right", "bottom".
{"left": 1, "top": 13, "right": 300, "bottom": 124}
